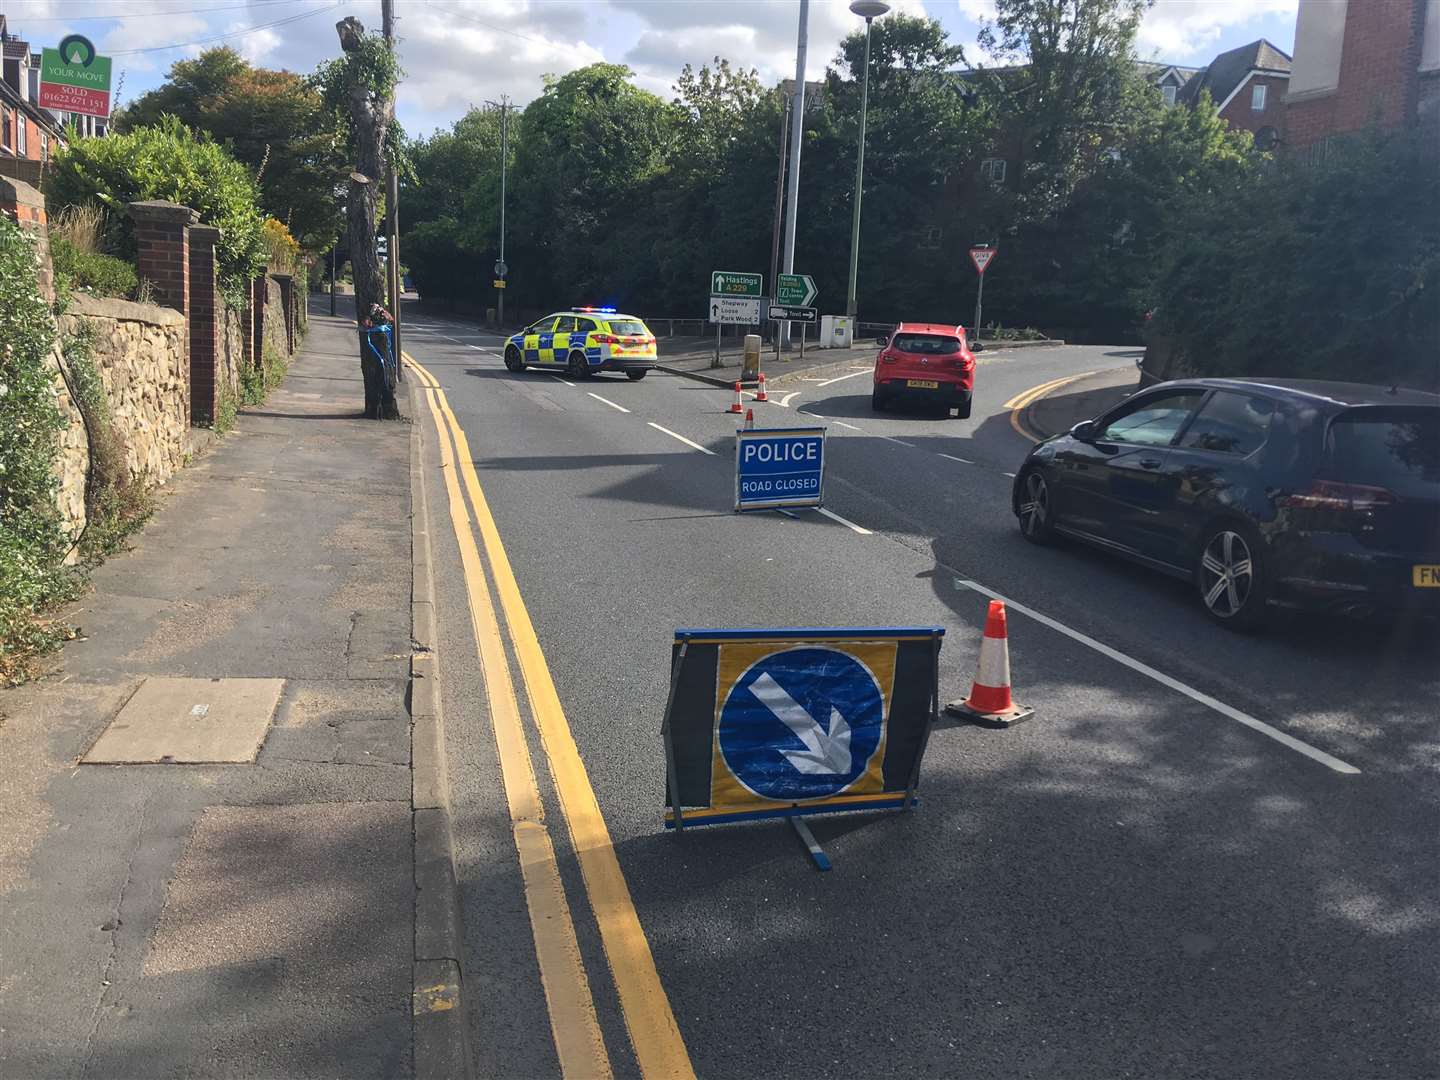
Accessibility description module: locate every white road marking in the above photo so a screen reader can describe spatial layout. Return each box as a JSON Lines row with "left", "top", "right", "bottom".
{"left": 588, "top": 392, "right": 630, "bottom": 413}
{"left": 814, "top": 507, "right": 873, "bottom": 535}
{"left": 647, "top": 422, "right": 717, "bottom": 455}
{"left": 815, "top": 368, "right": 872, "bottom": 387}
{"left": 955, "top": 579, "right": 1362, "bottom": 775}
{"left": 939, "top": 453, "right": 974, "bottom": 464}
{"left": 778, "top": 391, "right": 800, "bottom": 407}
{"left": 879, "top": 435, "right": 914, "bottom": 447}
{"left": 1002, "top": 471, "right": 1017, "bottom": 478}
{"left": 776, "top": 508, "right": 798, "bottom": 519}
{"left": 548, "top": 374, "right": 576, "bottom": 387}
{"left": 832, "top": 421, "right": 864, "bottom": 432}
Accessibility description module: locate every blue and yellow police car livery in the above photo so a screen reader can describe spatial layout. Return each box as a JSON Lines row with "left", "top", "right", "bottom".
{"left": 503, "top": 307, "right": 658, "bottom": 381}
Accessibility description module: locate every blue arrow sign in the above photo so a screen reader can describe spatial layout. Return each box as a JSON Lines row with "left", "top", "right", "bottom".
{"left": 718, "top": 647, "right": 885, "bottom": 801}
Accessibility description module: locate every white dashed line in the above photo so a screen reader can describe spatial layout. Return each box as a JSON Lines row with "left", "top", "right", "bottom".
{"left": 955, "top": 579, "right": 1361, "bottom": 775}
{"left": 647, "top": 422, "right": 716, "bottom": 455}
{"left": 815, "top": 368, "right": 872, "bottom": 387}
{"left": 587, "top": 392, "right": 630, "bottom": 413}
{"left": 547, "top": 374, "right": 576, "bottom": 387}
{"left": 939, "top": 453, "right": 974, "bottom": 464}
{"left": 814, "top": 506, "right": 873, "bottom": 535}
{"left": 1002, "top": 471, "right": 1017, "bottom": 478}
{"left": 832, "top": 421, "right": 864, "bottom": 432}
{"left": 879, "top": 435, "right": 914, "bottom": 447}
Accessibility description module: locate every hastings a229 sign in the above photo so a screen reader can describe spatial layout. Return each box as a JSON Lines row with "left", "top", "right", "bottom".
{"left": 39, "top": 35, "right": 113, "bottom": 119}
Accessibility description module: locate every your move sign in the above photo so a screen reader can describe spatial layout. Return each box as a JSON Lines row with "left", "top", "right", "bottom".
{"left": 39, "top": 35, "right": 112, "bottom": 119}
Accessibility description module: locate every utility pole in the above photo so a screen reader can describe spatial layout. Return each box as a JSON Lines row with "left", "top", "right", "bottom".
{"left": 781, "top": 0, "right": 809, "bottom": 349}
{"left": 767, "top": 91, "right": 791, "bottom": 347}
{"left": 329, "top": 239, "right": 337, "bottom": 316}
{"left": 381, "top": 0, "right": 401, "bottom": 378}
{"left": 846, "top": 1, "right": 890, "bottom": 319}
{"left": 485, "top": 96, "right": 514, "bottom": 328}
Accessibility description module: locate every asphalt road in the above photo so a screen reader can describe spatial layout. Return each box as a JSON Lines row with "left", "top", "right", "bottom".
{"left": 405, "top": 309, "right": 1438, "bottom": 1080}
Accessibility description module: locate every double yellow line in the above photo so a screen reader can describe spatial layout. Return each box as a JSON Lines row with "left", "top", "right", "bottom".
{"left": 1004, "top": 370, "right": 1097, "bottom": 443}
{"left": 407, "top": 355, "right": 694, "bottom": 1080}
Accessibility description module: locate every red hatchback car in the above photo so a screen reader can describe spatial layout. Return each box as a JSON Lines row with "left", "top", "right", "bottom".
{"left": 871, "top": 322, "right": 983, "bottom": 418}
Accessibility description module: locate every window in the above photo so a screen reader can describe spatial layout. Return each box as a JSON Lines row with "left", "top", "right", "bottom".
{"left": 979, "top": 158, "right": 1006, "bottom": 185}
{"left": 1254, "top": 126, "right": 1278, "bottom": 151}
{"left": 40, "top": 132, "right": 48, "bottom": 161}
{"left": 919, "top": 226, "right": 943, "bottom": 250}
{"left": 1251, "top": 83, "right": 1267, "bottom": 111}
{"left": 1179, "top": 391, "right": 1274, "bottom": 456}
{"left": 551, "top": 316, "right": 578, "bottom": 334}
{"left": 891, "top": 334, "right": 962, "bottom": 355}
{"left": 16, "top": 113, "right": 26, "bottom": 157}
{"left": 1099, "top": 391, "right": 1206, "bottom": 447}
{"left": 1324, "top": 410, "right": 1440, "bottom": 497}
{"left": 576, "top": 317, "right": 598, "bottom": 333}
{"left": 1162, "top": 84, "right": 1177, "bottom": 106}
{"left": 1, "top": 106, "right": 12, "bottom": 152}
{"left": 604, "top": 319, "right": 648, "bottom": 336}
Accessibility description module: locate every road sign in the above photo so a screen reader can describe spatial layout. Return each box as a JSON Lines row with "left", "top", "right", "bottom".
{"left": 39, "top": 35, "right": 112, "bottom": 119}
{"left": 735, "top": 426, "right": 824, "bottom": 511}
{"left": 376, "top": 235, "right": 389, "bottom": 256}
{"left": 661, "top": 626, "right": 946, "bottom": 832}
{"left": 710, "top": 295, "right": 763, "bottom": 325}
{"left": 768, "top": 305, "right": 816, "bottom": 323}
{"left": 776, "top": 273, "right": 817, "bottom": 307}
{"left": 969, "top": 246, "right": 996, "bottom": 274}
{"left": 711, "top": 270, "right": 763, "bottom": 297}
{"left": 493, "top": 279, "right": 506, "bottom": 289}
{"left": 494, "top": 260, "right": 508, "bottom": 277}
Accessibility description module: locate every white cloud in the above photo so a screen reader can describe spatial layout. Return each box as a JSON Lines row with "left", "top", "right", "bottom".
{"left": 1135, "top": 0, "right": 1297, "bottom": 61}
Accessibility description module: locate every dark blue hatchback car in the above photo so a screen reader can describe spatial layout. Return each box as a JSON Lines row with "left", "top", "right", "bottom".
{"left": 1012, "top": 378, "right": 1440, "bottom": 629}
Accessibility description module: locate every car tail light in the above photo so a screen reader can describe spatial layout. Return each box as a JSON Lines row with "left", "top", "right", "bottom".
{"left": 1280, "top": 481, "right": 1397, "bottom": 511}
{"left": 956, "top": 354, "right": 975, "bottom": 371}
{"left": 593, "top": 334, "right": 619, "bottom": 344}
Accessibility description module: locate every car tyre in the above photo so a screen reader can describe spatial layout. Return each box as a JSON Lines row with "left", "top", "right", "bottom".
{"left": 871, "top": 385, "right": 890, "bottom": 411}
{"left": 626, "top": 369, "right": 648, "bottom": 381}
{"left": 1195, "top": 521, "right": 1270, "bottom": 630}
{"left": 567, "top": 351, "right": 589, "bottom": 379}
{"left": 1017, "top": 469, "right": 1058, "bottom": 545}
{"left": 954, "top": 394, "right": 973, "bottom": 420}
{"left": 504, "top": 345, "right": 525, "bottom": 372}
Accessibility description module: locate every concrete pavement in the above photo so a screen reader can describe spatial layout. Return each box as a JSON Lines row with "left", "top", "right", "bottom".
{"left": 0, "top": 302, "right": 445, "bottom": 1078}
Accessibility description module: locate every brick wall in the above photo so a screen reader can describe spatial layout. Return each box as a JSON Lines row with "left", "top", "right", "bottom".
{"left": 188, "top": 224, "right": 222, "bottom": 424}
{"left": 1286, "top": 0, "right": 1426, "bottom": 149}
{"left": 1218, "top": 74, "right": 1290, "bottom": 136}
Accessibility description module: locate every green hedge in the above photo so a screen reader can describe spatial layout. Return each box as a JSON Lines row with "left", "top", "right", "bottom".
{"left": 50, "top": 235, "right": 139, "bottom": 300}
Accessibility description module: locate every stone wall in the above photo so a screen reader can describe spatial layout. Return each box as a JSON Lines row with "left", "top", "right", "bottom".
{"left": 264, "top": 277, "right": 289, "bottom": 361}
{"left": 222, "top": 304, "right": 247, "bottom": 398}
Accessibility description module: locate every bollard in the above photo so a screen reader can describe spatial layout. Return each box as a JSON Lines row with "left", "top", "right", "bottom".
{"left": 742, "top": 333, "right": 762, "bottom": 382}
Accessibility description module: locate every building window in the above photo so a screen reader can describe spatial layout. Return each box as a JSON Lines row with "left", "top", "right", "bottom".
{"left": 1251, "top": 83, "right": 1267, "bottom": 111}
{"left": 1162, "top": 84, "right": 1177, "bottom": 106}
{"left": 16, "top": 114, "right": 26, "bottom": 157}
{"left": 979, "top": 158, "right": 1006, "bottom": 185}
{"left": 920, "top": 226, "right": 943, "bottom": 249}
{"left": 1254, "top": 126, "right": 1278, "bottom": 151}
{"left": 1, "top": 106, "right": 12, "bottom": 153}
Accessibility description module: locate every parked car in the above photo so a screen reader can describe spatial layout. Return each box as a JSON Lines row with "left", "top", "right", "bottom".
{"left": 1012, "top": 378, "right": 1440, "bottom": 628}
{"left": 871, "top": 323, "right": 982, "bottom": 418}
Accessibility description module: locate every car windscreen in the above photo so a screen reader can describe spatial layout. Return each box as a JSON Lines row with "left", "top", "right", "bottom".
{"left": 1324, "top": 408, "right": 1440, "bottom": 498}
{"left": 891, "top": 334, "right": 961, "bottom": 355}
{"left": 605, "top": 319, "right": 648, "bottom": 336}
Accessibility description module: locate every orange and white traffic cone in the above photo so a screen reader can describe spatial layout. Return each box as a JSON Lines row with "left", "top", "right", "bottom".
{"left": 728, "top": 382, "right": 744, "bottom": 414}
{"left": 945, "top": 600, "right": 1034, "bottom": 728}
{"left": 744, "top": 407, "right": 755, "bottom": 430}
{"left": 755, "top": 373, "right": 769, "bottom": 402}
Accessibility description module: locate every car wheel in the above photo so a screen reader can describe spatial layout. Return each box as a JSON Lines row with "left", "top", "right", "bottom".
{"left": 567, "top": 351, "right": 589, "bottom": 379}
{"left": 1196, "top": 522, "right": 1269, "bottom": 630}
{"left": 954, "top": 394, "right": 972, "bottom": 420}
{"left": 504, "top": 345, "right": 525, "bottom": 372}
{"left": 871, "top": 386, "right": 889, "bottom": 411}
{"left": 1017, "top": 469, "right": 1057, "bottom": 545}
{"left": 626, "top": 369, "right": 648, "bottom": 381}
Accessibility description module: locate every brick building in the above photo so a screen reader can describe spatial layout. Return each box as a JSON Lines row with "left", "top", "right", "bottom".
{"left": 1284, "top": 0, "right": 1440, "bottom": 151}
{"left": 1, "top": 22, "right": 66, "bottom": 185}
{"left": 1177, "top": 40, "right": 1292, "bottom": 149}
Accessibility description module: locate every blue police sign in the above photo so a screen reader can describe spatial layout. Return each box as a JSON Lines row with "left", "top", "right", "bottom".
{"left": 735, "top": 426, "right": 825, "bottom": 511}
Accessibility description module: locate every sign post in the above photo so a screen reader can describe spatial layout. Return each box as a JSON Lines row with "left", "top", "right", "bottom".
{"left": 661, "top": 625, "right": 946, "bottom": 868}
{"left": 969, "top": 245, "right": 996, "bottom": 342}
{"left": 38, "top": 35, "right": 112, "bottom": 118}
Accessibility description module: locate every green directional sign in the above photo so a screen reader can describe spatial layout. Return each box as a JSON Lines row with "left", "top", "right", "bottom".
{"left": 711, "top": 270, "right": 763, "bottom": 297}
{"left": 777, "top": 273, "right": 817, "bottom": 307}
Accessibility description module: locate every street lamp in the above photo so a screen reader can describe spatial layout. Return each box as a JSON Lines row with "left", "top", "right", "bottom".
{"left": 846, "top": 0, "right": 889, "bottom": 320}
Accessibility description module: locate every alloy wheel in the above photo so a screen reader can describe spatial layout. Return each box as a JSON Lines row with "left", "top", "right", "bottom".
{"left": 1199, "top": 529, "right": 1254, "bottom": 619}
{"left": 1019, "top": 472, "right": 1050, "bottom": 538}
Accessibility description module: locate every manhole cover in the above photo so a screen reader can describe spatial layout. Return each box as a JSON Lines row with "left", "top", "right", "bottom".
{"left": 83, "top": 677, "right": 284, "bottom": 764}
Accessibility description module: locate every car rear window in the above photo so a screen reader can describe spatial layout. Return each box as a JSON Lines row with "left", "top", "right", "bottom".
{"left": 891, "top": 334, "right": 961, "bottom": 355}
{"left": 1324, "top": 409, "right": 1440, "bottom": 496}
{"left": 605, "top": 319, "right": 648, "bottom": 336}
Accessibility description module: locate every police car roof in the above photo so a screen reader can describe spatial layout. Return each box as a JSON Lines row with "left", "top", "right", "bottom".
{"left": 564, "top": 308, "right": 641, "bottom": 319}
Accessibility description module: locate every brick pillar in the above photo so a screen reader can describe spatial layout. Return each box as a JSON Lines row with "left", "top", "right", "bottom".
{"left": 1, "top": 176, "right": 53, "bottom": 302}
{"left": 130, "top": 200, "right": 196, "bottom": 313}
{"left": 188, "top": 224, "right": 222, "bottom": 425}
{"left": 252, "top": 275, "right": 266, "bottom": 369}
{"left": 272, "top": 273, "right": 295, "bottom": 355}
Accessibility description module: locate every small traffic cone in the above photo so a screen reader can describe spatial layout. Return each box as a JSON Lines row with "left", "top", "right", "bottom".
{"left": 728, "top": 382, "right": 744, "bottom": 414}
{"left": 945, "top": 600, "right": 1034, "bottom": 728}
{"left": 744, "top": 407, "right": 755, "bottom": 430}
{"left": 755, "top": 373, "right": 769, "bottom": 402}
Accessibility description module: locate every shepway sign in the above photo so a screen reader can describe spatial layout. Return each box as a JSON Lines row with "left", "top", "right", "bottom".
{"left": 712, "top": 271, "right": 764, "bottom": 297}
{"left": 39, "top": 35, "right": 112, "bottom": 119}
{"left": 710, "top": 295, "right": 763, "bottom": 325}
{"left": 776, "top": 273, "right": 817, "bottom": 307}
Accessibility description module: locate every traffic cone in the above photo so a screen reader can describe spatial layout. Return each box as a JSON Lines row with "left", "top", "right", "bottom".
{"left": 728, "top": 382, "right": 744, "bottom": 414}
{"left": 945, "top": 600, "right": 1034, "bottom": 728}
{"left": 755, "top": 373, "right": 769, "bottom": 402}
{"left": 744, "top": 407, "right": 755, "bottom": 430}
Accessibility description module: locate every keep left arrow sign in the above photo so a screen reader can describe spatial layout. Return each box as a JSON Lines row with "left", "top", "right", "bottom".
{"left": 749, "top": 672, "right": 852, "bottom": 775}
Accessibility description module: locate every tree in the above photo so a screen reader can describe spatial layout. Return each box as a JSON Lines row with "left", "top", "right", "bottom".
{"left": 314, "top": 16, "right": 402, "bottom": 417}
{"left": 117, "top": 48, "right": 345, "bottom": 253}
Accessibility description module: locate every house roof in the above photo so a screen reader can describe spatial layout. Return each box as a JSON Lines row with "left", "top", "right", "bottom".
{"left": 1136, "top": 62, "right": 1204, "bottom": 86}
{"left": 1180, "top": 39, "right": 1292, "bottom": 107}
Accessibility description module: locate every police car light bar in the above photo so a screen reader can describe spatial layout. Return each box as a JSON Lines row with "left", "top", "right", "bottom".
{"left": 576, "top": 306, "right": 617, "bottom": 313}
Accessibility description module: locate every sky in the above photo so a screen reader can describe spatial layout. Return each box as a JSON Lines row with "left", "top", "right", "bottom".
{"left": 2, "top": 0, "right": 1300, "bottom": 136}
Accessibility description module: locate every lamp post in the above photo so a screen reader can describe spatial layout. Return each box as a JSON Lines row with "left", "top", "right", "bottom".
{"left": 845, "top": 0, "right": 888, "bottom": 321}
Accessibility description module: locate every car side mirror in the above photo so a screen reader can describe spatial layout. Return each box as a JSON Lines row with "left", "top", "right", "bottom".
{"left": 970, "top": 340, "right": 985, "bottom": 353}
{"left": 1070, "top": 420, "right": 1096, "bottom": 441}
{"left": 876, "top": 335, "right": 889, "bottom": 346}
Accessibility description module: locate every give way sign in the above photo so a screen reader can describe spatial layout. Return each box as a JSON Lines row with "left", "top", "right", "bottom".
{"left": 969, "top": 246, "right": 997, "bottom": 274}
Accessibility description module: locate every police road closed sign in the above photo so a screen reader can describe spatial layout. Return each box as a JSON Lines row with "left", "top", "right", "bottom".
{"left": 735, "top": 427, "right": 824, "bottom": 511}
{"left": 662, "top": 627, "right": 946, "bottom": 829}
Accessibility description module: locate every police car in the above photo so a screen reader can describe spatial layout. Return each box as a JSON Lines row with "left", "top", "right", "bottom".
{"left": 503, "top": 307, "right": 658, "bottom": 380}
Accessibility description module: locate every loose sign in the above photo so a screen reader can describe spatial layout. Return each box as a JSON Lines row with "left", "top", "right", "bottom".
{"left": 969, "top": 246, "right": 996, "bottom": 275}
{"left": 663, "top": 627, "right": 944, "bottom": 836}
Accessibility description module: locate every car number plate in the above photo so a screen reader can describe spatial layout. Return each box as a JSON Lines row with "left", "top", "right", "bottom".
{"left": 906, "top": 379, "right": 940, "bottom": 389}
{"left": 1413, "top": 564, "right": 1440, "bottom": 587}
